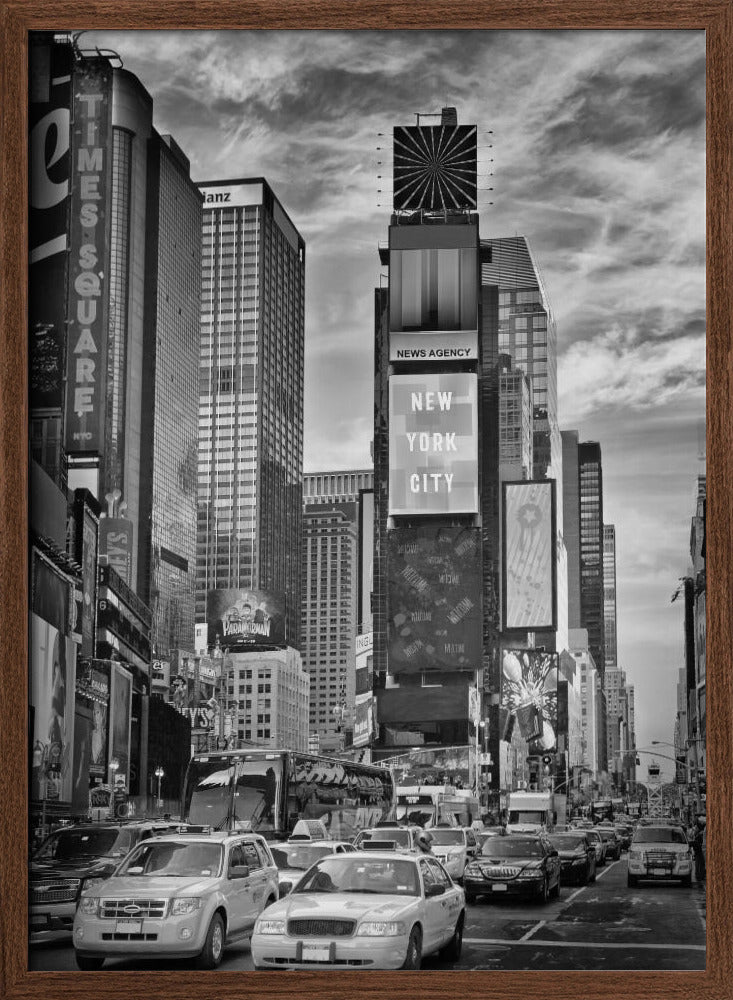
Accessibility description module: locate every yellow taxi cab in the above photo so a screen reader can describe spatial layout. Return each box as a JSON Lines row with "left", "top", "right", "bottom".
{"left": 251, "top": 849, "right": 465, "bottom": 970}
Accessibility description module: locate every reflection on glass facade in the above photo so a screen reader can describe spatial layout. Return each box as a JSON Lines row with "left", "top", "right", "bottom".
{"left": 481, "top": 236, "right": 559, "bottom": 478}
{"left": 196, "top": 181, "right": 305, "bottom": 648}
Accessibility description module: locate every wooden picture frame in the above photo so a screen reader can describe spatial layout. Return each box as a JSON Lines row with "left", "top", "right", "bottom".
{"left": 0, "top": 2, "right": 730, "bottom": 998}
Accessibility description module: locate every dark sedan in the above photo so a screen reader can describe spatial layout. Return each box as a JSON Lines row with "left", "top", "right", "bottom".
{"left": 595, "top": 826, "right": 622, "bottom": 860}
{"left": 463, "top": 835, "right": 561, "bottom": 904}
{"left": 548, "top": 832, "right": 597, "bottom": 885}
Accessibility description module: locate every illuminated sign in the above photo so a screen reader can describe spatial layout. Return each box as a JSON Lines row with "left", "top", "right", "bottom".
{"left": 199, "top": 182, "right": 264, "bottom": 209}
{"left": 389, "top": 372, "right": 478, "bottom": 516}
{"left": 65, "top": 59, "right": 112, "bottom": 454}
{"left": 387, "top": 526, "right": 481, "bottom": 673}
{"left": 99, "top": 516, "right": 133, "bottom": 587}
{"left": 207, "top": 589, "right": 286, "bottom": 650}
{"left": 503, "top": 480, "right": 556, "bottom": 631}
{"left": 390, "top": 330, "right": 478, "bottom": 363}
{"left": 501, "top": 649, "right": 559, "bottom": 752}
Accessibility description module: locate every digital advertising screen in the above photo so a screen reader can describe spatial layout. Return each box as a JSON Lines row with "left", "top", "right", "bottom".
{"left": 501, "top": 648, "right": 559, "bottom": 752}
{"left": 389, "top": 372, "right": 478, "bottom": 516}
{"left": 387, "top": 525, "right": 481, "bottom": 674}
{"left": 207, "top": 588, "right": 286, "bottom": 650}
{"left": 503, "top": 480, "right": 556, "bottom": 631}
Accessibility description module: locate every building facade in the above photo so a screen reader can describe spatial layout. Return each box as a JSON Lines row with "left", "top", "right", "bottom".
{"left": 196, "top": 179, "right": 306, "bottom": 649}
{"left": 226, "top": 649, "right": 309, "bottom": 751}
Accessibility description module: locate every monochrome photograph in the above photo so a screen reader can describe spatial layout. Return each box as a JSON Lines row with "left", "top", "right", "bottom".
{"left": 25, "top": 27, "right": 706, "bottom": 973}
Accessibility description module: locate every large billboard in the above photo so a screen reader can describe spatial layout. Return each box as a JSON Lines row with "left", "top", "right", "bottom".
{"left": 75, "top": 658, "right": 110, "bottom": 778}
{"left": 109, "top": 663, "right": 133, "bottom": 787}
{"left": 65, "top": 58, "right": 113, "bottom": 454}
{"left": 30, "top": 613, "right": 77, "bottom": 805}
{"left": 207, "top": 589, "right": 286, "bottom": 650}
{"left": 501, "top": 649, "right": 559, "bottom": 752}
{"left": 29, "top": 40, "right": 73, "bottom": 411}
{"left": 503, "top": 480, "right": 557, "bottom": 631}
{"left": 387, "top": 526, "right": 481, "bottom": 674}
{"left": 393, "top": 124, "right": 477, "bottom": 212}
{"left": 389, "top": 372, "right": 478, "bottom": 516}
{"left": 353, "top": 632, "right": 374, "bottom": 748}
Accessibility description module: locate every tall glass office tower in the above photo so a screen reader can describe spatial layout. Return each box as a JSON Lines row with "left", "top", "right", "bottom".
{"left": 196, "top": 179, "right": 306, "bottom": 647}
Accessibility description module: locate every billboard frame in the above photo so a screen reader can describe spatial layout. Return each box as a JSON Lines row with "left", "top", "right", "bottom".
{"left": 502, "top": 479, "right": 557, "bottom": 633}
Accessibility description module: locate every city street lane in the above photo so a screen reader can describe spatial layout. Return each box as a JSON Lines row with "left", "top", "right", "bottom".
{"left": 29, "top": 858, "right": 706, "bottom": 972}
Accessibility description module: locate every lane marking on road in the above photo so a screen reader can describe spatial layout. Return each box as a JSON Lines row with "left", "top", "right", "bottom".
{"left": 463, "top": 937, "right": 705, "bottom": 951}
{"left": 518, "top": 920, "right": 545, "bottom": 942}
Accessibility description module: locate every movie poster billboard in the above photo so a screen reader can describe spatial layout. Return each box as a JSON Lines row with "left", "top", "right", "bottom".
{"left": 207, "top": 589, "right": 286, "bottom": 650}
{"left": 75, "top": 658, "right": 110, "bottom": 777}
{"left": 389, "top": 372, "right": 478, "bottom": 516}
{"left": 65, "top": 57, "right": 113, "bottom": 454}
{"left": 30, "top": 613, "right": 77, "bottom": 804}
{"left": 109, "top": 663, "right": 132, "bottom": 787}
{"left": 503, "top": 480, "right": 557, "bottom": 631}
{"left": 353, "top": 633, "right": 374, "bottom": 748}
{"left": 387, "top": 525, "right": 481, "bottom": 674}
{"left": 29, "top": 39, "right": 72, "bottom": 411}
{"left": 71, "top": 706, "right": 93, "bottom": 815}
{"left": 501, "top": 649, "right": 559, "bottom": 752}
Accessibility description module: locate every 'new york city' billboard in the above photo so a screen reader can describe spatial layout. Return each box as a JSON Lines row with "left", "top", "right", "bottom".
{"left": 207, "top": 589, "right": 286, "bottom": 651}
{"left": 387, "top": 526, "right": 481, "bottom": 673}
{"left": 389, "top": 372, "right": 478, "bottom": 516}
{"left": 503, "top": 480, "right": 556, "bottom": 631}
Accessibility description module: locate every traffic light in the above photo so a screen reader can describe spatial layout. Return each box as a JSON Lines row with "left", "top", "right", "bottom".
{"left": 541, "top": 753, "right": 554, "bottom": 775}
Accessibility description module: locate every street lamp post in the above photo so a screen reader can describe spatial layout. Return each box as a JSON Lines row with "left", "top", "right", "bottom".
{"left": 154, "top": 765, "right": 165, "bottom": 810}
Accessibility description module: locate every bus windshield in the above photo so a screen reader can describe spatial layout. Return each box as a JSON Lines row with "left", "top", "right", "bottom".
{"left": 184, "top": 757, "right": 235, "bottom": 829}
{"left": 184, "top": 754, "right": 284, "bottom": 833}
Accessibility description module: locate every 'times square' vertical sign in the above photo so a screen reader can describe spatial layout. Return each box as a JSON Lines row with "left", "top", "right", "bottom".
{"left": 65, "top": 59, "right": 113, "bottom": 454}
{"left": 503, "top": 480, "right": 557, "bottom": 631}
{"left": 389, "top": 372, "right": 478, "bottom": 516}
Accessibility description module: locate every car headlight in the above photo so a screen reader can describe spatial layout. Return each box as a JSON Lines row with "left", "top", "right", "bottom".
{"left": 256, "top": 918, "right": 287, "bottom": 935}
{"left": 628, "top": 850, "right": 642, "bottom": 861}
{"left": 170, "top": 897, "right": 202, "bottom": 915}
{"left": 78, "top": 896, "right": 99, "bottom": 915}
{"left": 465, "top": 863, "right": 481, "bottom": 876}
{"left": 81, "top": 877, "right": 107, "bottom": 892}
{"left": 359, "top": 921, "right": 406, "bottom": 936}
{"left": 517, "top": 868, "right": 543, "bottom": 879}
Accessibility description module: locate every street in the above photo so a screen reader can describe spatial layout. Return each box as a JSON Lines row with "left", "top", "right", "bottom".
{"left": 29, "top": 857, "right": 706, "bottom": 972}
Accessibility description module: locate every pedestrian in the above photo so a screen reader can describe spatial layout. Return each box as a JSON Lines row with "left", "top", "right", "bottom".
{"left": 691, "top": 817, "right": 706, "bottom": 881}
{"left": 416, "top": 830, "right": 433, "bottom": 854}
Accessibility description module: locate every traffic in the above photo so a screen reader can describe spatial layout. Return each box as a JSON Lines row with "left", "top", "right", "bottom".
{"left": 28, "top": 749, "right": 707, "bottom": 971}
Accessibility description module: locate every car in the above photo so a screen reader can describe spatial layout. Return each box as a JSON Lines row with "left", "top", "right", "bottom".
{"left": 627, "top": 824, "right": 694, "bottom": 887}
{"left": 594, "top": 826, "right": 622, "bottom": 861}
{"left": 463, "top": 834, "right": 562, "bottom": 904}
{"left": 583, "top": 829, "right": 607, "bottom": 867}
{"left": 476, "top": 826, "right": 510, "bottom": 850}
{"left": 353, "top": 825, "right": 423, "bottom": 853}
{"left": 73, "top": 831, "right": 280, "bottom": 969}
{"left": 426, "top": 827, "right": 479, "bottom": 883}
{"left": 614, "top": 823, "right": 633, "bottom": 850}
{"left": 547, "top": 832, "right": 597, "bottom": 885}
{"left": 250, "top": 850, "right": 465, "bottom": 970}
{"left": 29, "top": 819, "right": 186, "bottom": 943}
{"left": 270, "top": 839, "right": 355, "bottom": 896}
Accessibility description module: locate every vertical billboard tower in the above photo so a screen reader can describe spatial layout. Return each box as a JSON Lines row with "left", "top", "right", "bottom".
{"left": 373, "top": 110, "right": 484, "bottom": 776}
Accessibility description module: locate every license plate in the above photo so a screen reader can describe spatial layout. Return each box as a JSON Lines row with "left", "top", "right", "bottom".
{"left": 302, "top": 943, "right": 331, "bottom": 961}
{"left": 491, "top": 884, "right": 508, "bottom": 892}
{"left": 651, "top": 868, "right": 668, "bottom": 876}
{"left": 115, "top": 919, "right": 143, "bottom": 934}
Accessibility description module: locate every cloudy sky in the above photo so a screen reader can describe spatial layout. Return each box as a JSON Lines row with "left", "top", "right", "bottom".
{"left": 86, "top": 29, "right": 706, "bottom": 774}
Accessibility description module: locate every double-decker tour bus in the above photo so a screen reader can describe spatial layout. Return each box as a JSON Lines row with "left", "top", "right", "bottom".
{"left": 181, "top": 749, "right": 395, "bottom": 841}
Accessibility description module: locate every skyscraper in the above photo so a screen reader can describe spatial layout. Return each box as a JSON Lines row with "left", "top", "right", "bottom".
{"left": 301, "top": 472, "right": 374, "bottom": 750}
{"left": 578, "top": 441, "right": 606, "bottom": 769}
{"left": 603, "top": 524, "right": 617, "bottom": 671}
{"left": 195, "top": 179, "right": 306, "bottom": 648}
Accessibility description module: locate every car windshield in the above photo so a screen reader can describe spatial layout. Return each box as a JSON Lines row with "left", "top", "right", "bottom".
{"left": 429, "top": 830, "right": 465, "bottom": 846}
{"left": 597, "top": 830, "right": 616, "bottom": 841}
{"left": 270, "top": 844, "right": 333, "bottom": 871}
{"left": 117, "top": 841, "right": 224, "bottom": 877}
{"left": 633, "top": 828, "right": 688, "bottom": 845}
{"left": 293, "top": 857, "right": 419, "bottom": 896}
{"left": 481, "top": 839, "right": 543, "bottom": 858}
{"left": 33, "top": 827, "right": 126, "bottom": 861}
{"left": 357, "top": 829, "right": 411, "bottom": 848}
{"left": 549, "top": 835, "right": 587, "bottom": 850}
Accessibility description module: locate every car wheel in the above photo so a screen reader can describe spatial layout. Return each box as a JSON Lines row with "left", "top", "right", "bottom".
{"left": 439, "top": 914, "right": 464, "bottom": 962}
{"left": 196, "top": 912, "right": 226, "bottom": 969}
{"left": 76, "top": 954, "right": 105, "bottom": 971}
{"left": 538, "top": 878, "right": 549, "bottom": 904}
{"left": 401, "top": 926, "right": 422, "bottom": 969}
{"left": 627, "top": 874, "right": 638, "bottom": 888}
{"left": 681, "top": 874, "right": 692, "bottom": 887}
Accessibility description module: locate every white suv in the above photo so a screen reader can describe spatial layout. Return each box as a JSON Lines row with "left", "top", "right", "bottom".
{"left": 428, "top": 827, "right": 479, "bottom": 883}
{"left": 73, "top": 832, "right": 279, "bottom": 969}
